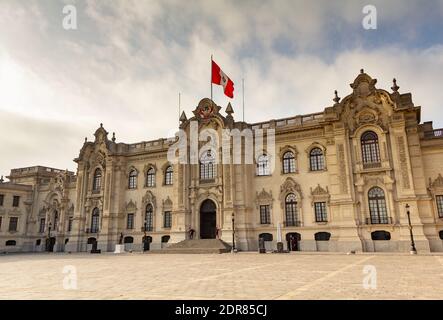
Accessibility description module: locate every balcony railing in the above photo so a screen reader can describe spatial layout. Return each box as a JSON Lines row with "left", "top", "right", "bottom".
{"left": 365, "top": 217, "right": 393, "bottom": 225}
{"left": 85, "top": 228, "right": 99, "bottom": 233}
{"left": 283, "top": 220, "right": 302, "bottom": 227}
{"left": 424, "top": 129, "right": 443, "bottom": 139}
{"left": 141, "top": 226, "right": 153, "bottom": 232}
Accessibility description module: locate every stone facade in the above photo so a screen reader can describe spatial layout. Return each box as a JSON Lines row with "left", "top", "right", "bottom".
{"left": 1, "top": 71, "right": 443, "bottom": 253}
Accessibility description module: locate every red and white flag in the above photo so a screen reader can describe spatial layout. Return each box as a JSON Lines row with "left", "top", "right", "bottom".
{"left": 212, "top": 60, "right": 234, "bottom": 98}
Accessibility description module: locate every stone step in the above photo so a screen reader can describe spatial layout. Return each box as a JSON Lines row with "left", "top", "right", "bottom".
{"left": 150, "top": 239, "right": 232, "bottom": 254}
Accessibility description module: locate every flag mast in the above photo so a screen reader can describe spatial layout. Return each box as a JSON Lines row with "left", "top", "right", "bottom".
{"left": 178, "top": 92, "right": 181, "bottom": 126}
{"left": 210, "top": 54, "right": 213, "bottom": 101}
{"left": 242, "top": 78, "right": 245, "bottom": 122}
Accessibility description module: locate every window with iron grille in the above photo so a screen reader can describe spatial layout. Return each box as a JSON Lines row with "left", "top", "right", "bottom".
{"left": 93, "top": 168, "right": 102, "bottom": 191}
{"left": 68, "top": 218, "right": 73, "bottom": 232}
{"left": 285, "top": 194, "right": 298, "bottom": 226}
{"left": 9, "top": 217, "right": 18, "bottom": 232}
{"left": 0, "top": 194, "right": 4, "bottom": 206}
{"left": 165, "top": 166, "right": 173, "bottom": 185}
{"left": 436, "top": 195, "right": 443, "bottom": 218}
{"left": 257, "top": 154, "right": 270, "bottom": 176}
{"left": 127, "top": 213, "right": 134, "bottom": 229}
{"left": 200, "top": 150, "right": 216, "bottom": 180}
{"left": 39, "top": 218, "right": 45, "bottom": 233}
{"left": 260, "top": 205, "right": 271, "bottom": 224}
{"left": 145, "top": 204, "right": 153, "bottom": 231}
{"left": 91, "top": 208, "right": 100, "bottom": 232}
{"left": 128, "top": 170, "right": 137, "bottom": 189}
{"left": 146, "top": 168, "right": 155, "bottom": 187}
{"left": 361, "top": 131, "right": 381, "bottom": 164}
{"left": 314, "top": 202, "right": 328, "bottom": 222}
{"left": 12, "top": 196, "right": 20, "bottom": 207}
{"left": 368, "top": 187, "right": 389, "bottom": 224}
{"left": 282, "top": 151, "right": 296, "bottom": 174}
{"left": 164, "top": 211, "right": 172, "bottom": 228}
{"left": 310, "top": 148, "right": 325, "bottom": 171}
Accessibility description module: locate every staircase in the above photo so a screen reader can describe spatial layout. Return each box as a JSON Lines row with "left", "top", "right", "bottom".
{"left": 152, "top": 239, "right": 232, "bottom": 254}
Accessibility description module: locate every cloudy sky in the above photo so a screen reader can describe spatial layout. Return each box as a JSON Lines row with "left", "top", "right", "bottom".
{"left": 1, "top": 0, "right": 443, "bottom": 178}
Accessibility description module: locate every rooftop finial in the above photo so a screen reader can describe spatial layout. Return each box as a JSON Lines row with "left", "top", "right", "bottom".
{"left": 360, "top": 68, "right": 364, "bottom": 74}
{"left": 391, "top": 78, "right": 399, "bottom": 92}
{"left": 100, "top": 123, "right": 103, "bottom": 128}
{"left": 0, "top": 176, "right": 3, "bottom": 183}
{"left": 179, "top": 111, "right": 187, "bottom": 123}
{"left": 226, "top": 102, "right": 234, "bottom": 116}
{"left": 112, "top": 132, "right": 116, "bottom": 142}
{"left": 333, "top": 90, "right": 341, "bottom": 104}
{"left": 84, "top": 137, "right": 87, "bottom": 143}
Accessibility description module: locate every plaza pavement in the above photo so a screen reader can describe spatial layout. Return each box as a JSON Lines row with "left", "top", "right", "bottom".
{"left": 0, "top": 252, "right": 442, "bottom": 300}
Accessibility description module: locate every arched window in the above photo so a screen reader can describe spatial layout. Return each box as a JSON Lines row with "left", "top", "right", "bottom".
{"left": 200, "top": 150, "right": 215, "bottom": 180}
{"left": 368, "top": 187, "right": 389, "bottom": 224}
{"left": 259, "top": 233, "right": 273, "bottom": 241}
{"left": 128, "top": 169, "right": 137, "bottom": 189}
{"left": 93, "top": 168, "right": 102, "bottom": 191}
{"left": 361, "top": 131, "right": 381, "bottom": 164}
{"left": 91, "top": 208, "right": 100, "bottom": 232}
{"left": 285, "top": 193, "right": 299, "bottom": 226}
{"left": 439, "top": 230, "right": 443, "bottom": 240}
{"left": 371, "top": 230, "right": 391, "bottom": 240}
{"left": 310, "top": 148, "right": 325, "bottom": 171}
{"left": 315, "top": 232, "right": 331, "bottom": 241}
{"left": 164, "top": 166, "right": 173, "bottom": 185}
{"left": 161, "top": 235, "right": 170, "bottom": 243}
{"left": 282, "top": 151, "right": 296, "bottom": 174}
{"left": 146, "top": 168, "right": 155, "bottom": 187}
{"left": 144, "top": 204, "right": 153, "bottom": 231}
{"left": 5, "top": 240, "right": 16, "bottom": 246}
{"left": 257, "top": 154, "right": 270, "bottom": 176}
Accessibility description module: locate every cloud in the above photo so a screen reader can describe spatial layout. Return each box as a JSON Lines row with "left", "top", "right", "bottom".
{"left": 0, "top": 0, "right": 443, "bottom": 177}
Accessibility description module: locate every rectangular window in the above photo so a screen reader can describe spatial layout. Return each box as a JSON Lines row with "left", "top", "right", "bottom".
{"left": 314, "top": 202, "right": 328, "bottom": 222}
{"left": 12, "top": 196, "right": 20, "bottom": 207}
{"left": 127, "top": 213, "right": 134, "bottom": 229}
{"left": 436, "top": 195, "right": 443, "bottom": 218}
{"left": 39, "top": 218, "right": 46, "bottom": 233}
{"left": 164, "top": 211, "right": 172, "bottom": 228}
{"left": 9, "top": 217, "right": 18, "bottom": 232}
{"left": 68, "top": 218, "right": 73, "bottom": 232}
{"left": 260, "top": 205, "right": 271, "bottom": 224}
{"left": 0, "top": 194, "right": 4, "bottom": 206}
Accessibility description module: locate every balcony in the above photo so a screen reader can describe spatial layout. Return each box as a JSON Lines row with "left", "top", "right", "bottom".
{"left": 365, "top": 217, "right": 393, "bottom": 225}
{"left": 141, "top": 226, "right": 153, "bottom": 232}
{"left": 363, "top": 162, "right": 382, "bottom": 170}
{"left": 283, "top": 220, "right": 302, "bottom": 227}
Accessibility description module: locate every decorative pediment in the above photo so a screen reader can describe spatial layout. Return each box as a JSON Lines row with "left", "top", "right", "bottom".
{"left": 143, "top": 163, "right": 157, "bottom": 174}
{"left": 142, "top": 190, "right": 156, "bottom": 208}
{"left": 280, "top": 177, "right": 303, "bottom": 199}
{"left": 279, "top": 145, "right": 298, "bottom": 158}
{"left": 350, "top": 70, "right": 377, "bottom": 98}
{"left": 429, "top": 174, "right": 443, "bottom": 192}
{"left": 311, "top": 184, "right": 329, "bottom": 196}
{"left": 255, "top": 189, "right": 273, "bottom": 208}
{"left": 125, "top": 199, "right": 137, "bottom": 213}
{"left": 162, "top": 196, "right": 173, "bottom": 210}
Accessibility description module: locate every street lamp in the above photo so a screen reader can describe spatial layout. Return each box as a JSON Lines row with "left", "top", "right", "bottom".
{"left": 143, "top": 219, "right": 148, "bottom": 252}
{"left": 47, "top": 222, "right": 52, "bottom": 252}
{"left": 231, "top": 213, "right": 236, "bottom": 253}
{"left": 405, "top": 204, "right": 417, "bottom": 255}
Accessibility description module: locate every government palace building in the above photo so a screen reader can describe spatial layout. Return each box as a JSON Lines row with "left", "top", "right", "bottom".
{"left": 1, "top": 70, "right": 443, "bottom": 254}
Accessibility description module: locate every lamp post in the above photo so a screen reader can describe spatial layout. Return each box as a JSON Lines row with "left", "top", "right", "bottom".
{"left": 231, "top": 213, "right": 236, "bottom": 253}
{"left": 405, "top": 204, "right": 417, "bottom": 255}
{"left": 143, "top": 219, "right": 148, "bottom": 252}
{"left": 47, "top": 222, "right": 52, "bottom": 252}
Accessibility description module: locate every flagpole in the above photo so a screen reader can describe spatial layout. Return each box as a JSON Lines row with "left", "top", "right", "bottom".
{"left": 210, "top": 54, "right": 213, "bottom": 101}
{"left": 242, "top": 78, "right": 245, "bottom": 122}
{"left": 178, "top": 92, "right": 181, "bottom": 126}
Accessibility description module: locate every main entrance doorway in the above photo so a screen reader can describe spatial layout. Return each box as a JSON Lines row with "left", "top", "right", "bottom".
{"left": 200, "top": 199, "right": 216, "bottom": 239}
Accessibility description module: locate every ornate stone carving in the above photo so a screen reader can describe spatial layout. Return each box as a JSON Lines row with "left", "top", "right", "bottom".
{"left": 162, "top": 196, "right": 173, "bottom": 211}
{"left": 255, "top": 189, "right": 273, "bottom": 208}
{"left": 337, "top": 143, "right": 348, "bottom": 193}
{"left": 142, "top": 190, "right": 156, "bottom": 208}
{"left": 396, "top": 136, "right": 410, "bottom": 189}
{"left": 280, "top": 177, "right": 302, "bottom": 209}
{"left": 125, "top": 200, "right": 137, "bottom": 213}
{"left": 310, "top": 184, "right": 330, "bottom": 205}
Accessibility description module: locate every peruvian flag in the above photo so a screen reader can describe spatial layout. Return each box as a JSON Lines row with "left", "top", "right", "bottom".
{"left": 212, "top": 60, "right": 234, "bottom": 98}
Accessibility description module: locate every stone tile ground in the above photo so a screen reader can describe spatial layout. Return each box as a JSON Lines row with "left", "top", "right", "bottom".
{"left": 0, "top": 252, "right": 442, "bottom": 299}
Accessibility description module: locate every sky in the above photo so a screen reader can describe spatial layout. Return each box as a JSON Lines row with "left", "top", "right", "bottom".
{"left": 1, "top": 0, "right": 443, "bottom": 178}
